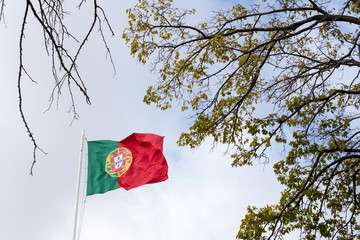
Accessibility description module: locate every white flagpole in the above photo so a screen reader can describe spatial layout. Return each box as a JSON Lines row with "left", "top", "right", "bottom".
{"left": 72, "top": 129, "right": 85, "bottom": 240}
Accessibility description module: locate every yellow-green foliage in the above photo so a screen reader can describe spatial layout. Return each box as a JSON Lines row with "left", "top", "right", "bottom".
{"left": 124, "top": 0, "right": 360, "bottom": 239}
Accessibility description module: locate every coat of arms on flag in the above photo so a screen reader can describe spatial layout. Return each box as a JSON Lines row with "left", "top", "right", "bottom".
{"left": 105, "top": 148, "right": 132, "bottom": 177}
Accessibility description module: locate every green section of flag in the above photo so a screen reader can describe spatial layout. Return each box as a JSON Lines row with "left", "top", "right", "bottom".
{"left": 87, "top": 140, "right": 119, "bottom": 196}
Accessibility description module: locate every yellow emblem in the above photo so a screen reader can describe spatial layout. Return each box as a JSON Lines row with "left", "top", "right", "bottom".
{"left": 105, "top": 148, "right": 132, "bottom": 177}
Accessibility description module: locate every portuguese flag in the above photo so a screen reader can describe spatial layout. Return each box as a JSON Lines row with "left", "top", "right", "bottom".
{"left": 86, "top": 133, "right": 168, "bottom": 196}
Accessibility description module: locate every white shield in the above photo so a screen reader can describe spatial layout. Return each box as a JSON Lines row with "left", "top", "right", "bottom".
{"left": 114, "top": 154, "right": 123, "bottom": 169}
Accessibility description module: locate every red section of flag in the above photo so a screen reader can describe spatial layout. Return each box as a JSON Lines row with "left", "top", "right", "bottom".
{"left": 117, "top": 133, "right": 168, "bottom": 190}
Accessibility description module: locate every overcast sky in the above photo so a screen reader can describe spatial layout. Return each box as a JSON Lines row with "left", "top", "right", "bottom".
{"left": 0, "top": 1, "right": 283, "bottom": 239}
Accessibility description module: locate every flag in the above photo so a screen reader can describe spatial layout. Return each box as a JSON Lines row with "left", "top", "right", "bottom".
{"left": 86, "top": 133, "right": 168, "bottom": 196}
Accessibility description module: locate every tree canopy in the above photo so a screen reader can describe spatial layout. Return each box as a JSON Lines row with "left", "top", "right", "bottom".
{"left": 123, "top": 0, "right": 360, "bottom": 239}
